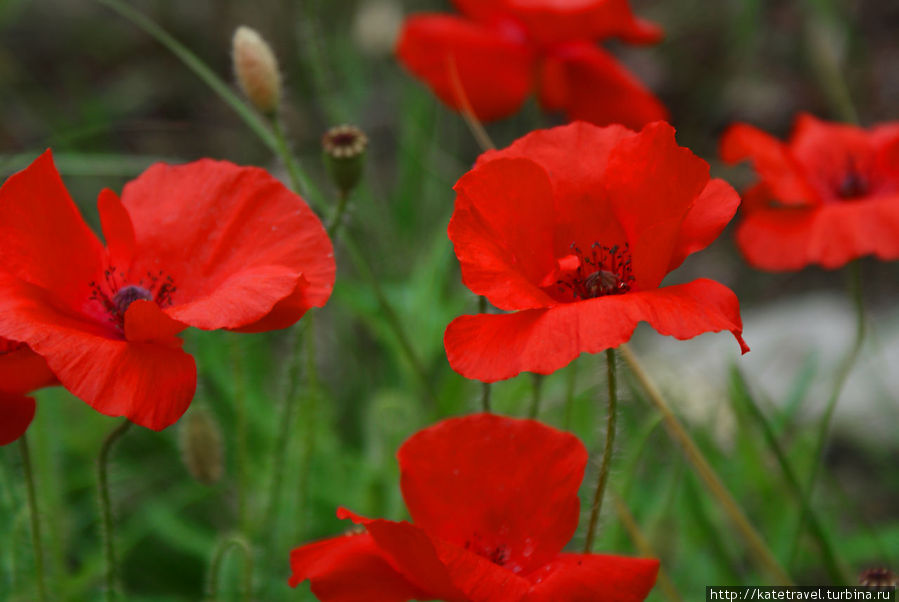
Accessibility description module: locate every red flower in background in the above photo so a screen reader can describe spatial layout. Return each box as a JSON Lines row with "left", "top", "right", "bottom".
{"left": 0, "top": 337, "right": 56, "bottom": 445}
{"left": 721, "top": 113, "right": 899, "bottom": 271}
{"left": 396, "top": 0, "right": 667, "bottom": 130}
{"left": 289, "top": 413, "right": 659, "bottom": 602}
{"left": 0, "top": 151, "right": 335, "bottom": 431}
{"left": 444, "top": 121, "right": 748, "bottom": 382}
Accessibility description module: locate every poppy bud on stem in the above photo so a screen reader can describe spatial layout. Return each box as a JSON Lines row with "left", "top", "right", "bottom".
{"left": 179, "top": 407, "right": 224, "bottom": 485}
{"left": 323, "top": 125, "right": 368, "bottom": 236}
{"left": 232, "top": 26, "right": 281, "bottom": 116}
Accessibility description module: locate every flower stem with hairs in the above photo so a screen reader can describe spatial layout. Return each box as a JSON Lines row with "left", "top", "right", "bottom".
{"left": 20, "top": 434, "right": 49, "bottom": 602}
{"left": 584, "top": 349, "right": 618, "bottom": 552}
{"left": 97, "top": 419, "right": 133, "bottom": 601}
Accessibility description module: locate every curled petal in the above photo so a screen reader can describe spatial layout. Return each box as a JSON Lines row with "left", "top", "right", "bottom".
{"left": 668, "top": 178, "right": 741, "bottom": 272}
{"left": 445, "top": 279, "right": 748, "bottom": 382}
{"left": 288, "top": 532, "right": 429, "bottom": 602}
{"left": 538, "top": 42, "right": 667, "bottom": 130}
{"left": 397, "top": 15, "right": 535, "bottom": 121}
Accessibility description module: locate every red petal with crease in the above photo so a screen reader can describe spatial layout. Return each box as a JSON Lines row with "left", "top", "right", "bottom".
{"left": 0, "top": 277, "right": 196, "bottom": 431}
{"left": 668, "top": 178, "right": 741, "bottom": 272}
{"left": 451, "top": 158, "right": 559, "bottom": 311}
{"left": 114, "top": 159, "right": 334, "bottom": 331}
{"left": 736, "top": 196, "right": 899, "bottom": 270}
{"left": 397, "top": 15, "right": 535, "bottom": 121}
{"left": 288, "top": 532, "right": 429, "bottom": 602}
{"left": 0, "top": 394, "right": 36, "bottom": 446}
{"left": 445, "top": 279, "right": 748, "bottom": 382}
{"left": 0, "top": 341, "right": 57, "bottom": 394}
{"left": 538, "top": 42, "right": 667, "bottom": 130}
{"left": 602, "top": 121, "right": 709, "bottom": 290}
{"left": 507, "top": 0, "right": 663, "bottom": 45}
{"left": 399, "top": 414, "right": 588, "bottom": 575}
{"left": 0, "top": 150, "right": 105, "bottom": 304}
{"left": 523, "top": 553, "right": 659, "bottom": 602}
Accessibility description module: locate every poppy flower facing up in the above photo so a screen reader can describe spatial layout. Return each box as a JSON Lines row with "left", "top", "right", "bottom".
{"left": 396, "top": 0, "right": 668, "bottom": 130}
{"left": 445, "top": 121, "right": 748, "bottom": 382}
{"left": 721, "top": 113, "right": 899, "bottom": 271}
{"left": 289, "top": 413, "right": 659, "bottom": 602}
{"left": 0, "top": 151, "right": 335, "bottom": 431}
{"left": 0, "top": 337, "right": 56, "bottom": 445}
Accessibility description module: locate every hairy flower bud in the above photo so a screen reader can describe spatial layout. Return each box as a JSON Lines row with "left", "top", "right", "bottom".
{"left": 179, "top": 406, "right": 224, "bottom": 485}
{"left": 232, "top": 26, "right": 281, "bottom": 115}
{"left": 322, "top": 124, "right": 368, "bottom": 194}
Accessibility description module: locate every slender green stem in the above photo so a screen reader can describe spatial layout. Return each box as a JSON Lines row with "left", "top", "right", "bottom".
{"left": 802, "top": 4, "right": 859, "bottom": 124}
{"left": 263, "top": 318, "right": 310, "bottom": 533}
{"left": 446, "top": 55, "right": 496, "bottom": 152}
{"left": 478, "top": 295, "right": 492, "bottom": 412}
{"left": 206, "top": 535, "right": 253, "bottom": 602}
{"left": 584, "top": 349, "right": 618, "bottom": 552}
{"left": 610, "top": 489, "right": 683, "bottom": 602}
{"left": 731, "top": 368, "right": 851, "bottom": 584}
{"left": 327, "top": 189, "right": 350, "bottom": 239}
{"left": 270, "top": 115, "right": 312, "bottom": 199}
{"left": 19, "top": 434, "right": 49, "bottom": 602}
{"left": 620, "top": 344, "right": 793, "bottom": 585}
{"left": 789, "top": 262, "right": 865, "bottom": 569}
{"left": 228, "top": 337, "right": 250, "bottom": 532}
{"left": 97, "top": 419, "right": 133, "bottom": 602}
{"left": 528, "top": 374, "right": 544, "bottom": 419}
{"left": 342, "top": 236, "right": 439, "bottom": 409}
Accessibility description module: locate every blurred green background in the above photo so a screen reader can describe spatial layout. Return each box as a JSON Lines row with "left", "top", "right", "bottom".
{"left": 1, "top": 0, "right": 897, "bottom": 600}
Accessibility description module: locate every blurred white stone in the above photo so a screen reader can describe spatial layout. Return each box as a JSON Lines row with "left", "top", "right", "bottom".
{"left": 633, "top": 293, "right": 899, "bottom": 448}
{"left": 352, "top": 0, "right": 404, "bottom": 57}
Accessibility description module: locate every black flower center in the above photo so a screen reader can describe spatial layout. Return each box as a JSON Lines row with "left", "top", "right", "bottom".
{"left": 89, "top": 267, "right": 177, "bottom": 330}
{"left": 463, "top": 536, "right": 510, "bottom": 567}
{"left": 556, "top": 242, "right": 634, "bottom": 300}
{"left": 837, "top": 168, "right": 868, "bottom": 199}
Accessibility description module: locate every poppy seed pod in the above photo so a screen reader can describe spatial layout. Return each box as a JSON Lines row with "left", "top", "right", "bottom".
{"left": 179, "top": 406, "right": 224, "bottom": 485}
{"left": 859, "top": 568, "right": 898, "bottom": 587}
{"left": 322, "top": 125, "right": 368, "bottom": 194}
{"left": 232, "top": 26, "right": 281, "bottom": 115}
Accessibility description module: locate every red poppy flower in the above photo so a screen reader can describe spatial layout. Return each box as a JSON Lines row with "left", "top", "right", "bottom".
{"left": 444, "top": 121, "right": 748, "bottom": 382}
{"left": 0, "top": 337, "right": 56, "bottom": 445}
{"left": 289, "top": 413, "right": 659, "bottom": 602}
{"left": 0, "top": 151, "right": 335, "bottom": 431}
{"left": 721, "top": 113, "right": 899, "bottom": 271}
{"left": 396, "top": 0, "right": 667, "bottom": 129}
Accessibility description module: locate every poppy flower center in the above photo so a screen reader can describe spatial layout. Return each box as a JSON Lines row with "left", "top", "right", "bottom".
{"left": 89, "top": 267, "right": 177, "bottom": 330}
{"left": 555, "top": 242, "right": 634, "bottom": 301}
{"left": 836, "top": 168, "right": 868, "bottom": 200}
{"left": 463, "top": 536, "right": 511, "bottom": 569}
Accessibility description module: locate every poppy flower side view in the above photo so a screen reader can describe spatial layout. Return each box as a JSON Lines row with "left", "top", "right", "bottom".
{"left": 444, "top": 120, "right": 748, "bottom": 383}
{"left": 0, "top": 151, "right": 335, "bottom": 431}
{"left": 288, "top": 413, "right": 660, "bottom": 602}
{"left": 0, "top": 337, "right": 56, "bottom": 445}
{"left": 396, "top": 0, "right": 668, "bottom": 130}
{"left": 720, "top": 113, "right": 899, "bottom": 271}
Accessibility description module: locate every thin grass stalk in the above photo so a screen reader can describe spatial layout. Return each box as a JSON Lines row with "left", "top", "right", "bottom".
{"left": 620, "top": 344, "right": 793, "bottom": 585}
{"left": 528, "top": 373, "right": 544, "bottom": 419}
{"left": 19, "top": 434, "right": 48, "bottom": 602}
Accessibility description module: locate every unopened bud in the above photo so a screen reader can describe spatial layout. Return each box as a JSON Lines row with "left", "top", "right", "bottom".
{"left": 322, "top": 124, "right": 368, "bottom": 194}
{"left": 179, "top": 406, "right": 224, "bottom": 485}
{"left": 232, "top": 26, "right": 281, "bottom": 115}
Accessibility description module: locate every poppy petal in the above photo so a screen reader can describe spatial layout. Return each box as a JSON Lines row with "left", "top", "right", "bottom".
{"left": 123, "top": 300, "right": 187, "bottom": 345}
{"left": 538, "top": 42, "right": 667, "bottom": 130}
{"left": 98, "top": 188, "right": 136, "bottom": 270}
{"left": 117, "top": 159, "right": 334, "bottom": 331}
{"left": 720, "top": 123, "right": 817, "bottom": 206}
{"left": 736, "top": 195, "right": 899, "bottom": 270}
{"left": 336, "top": 508, "right": 467, "bottom": 601}
{"left": 398, "top": 414, "right": 588, "bottom": 575}
{"left": 451, "top": 158, "right": 559, "bottom": 310}
{"left": 397, "top": 15, "right": 535, "bottom": 121}
{"left": 288, "top": 532, "right": 429, "bottom": 602}
{"left": 339, "top": 508, "right": 531, "bottom": 602}
{"left": 0, "top": 277, "right": 197, "bottom": 431}
{"left": 445, "top": 278, "right": 747, "bottom": 382}
{"left": 603, "top": 121, "right": 709, "bottom": 290}
{"left": 0, "top": 394, "right": 36, "bottom": 446}
{"left": 0, "top": 150, "right": 105, "bottom": 304}
{"left": 0, "top": 341, "right": 57, "bottom": 395}
{"left": 667, "top": 178, "right": 741, "bottom": 272}
{"left": 229, "top": 274, "right": 313, "bottom": 333}
{"left": 506, "top": 0, "right": 663, "bottom": 46}
{"left": 523, "top": 553, "right": 659, "bottom": 602}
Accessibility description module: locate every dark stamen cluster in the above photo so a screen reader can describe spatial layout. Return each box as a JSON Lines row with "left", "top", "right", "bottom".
{"left": 557, "top": 242, "right": 634, "bottom": 300}
{"left": 463, "top": 534, "right": 510, "bottom": 567}
{"left": 836, "top": 158, "right": 869, "bottom": 199}
{"left": 89, "top": 267, "right": 177, "bottom": 329}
